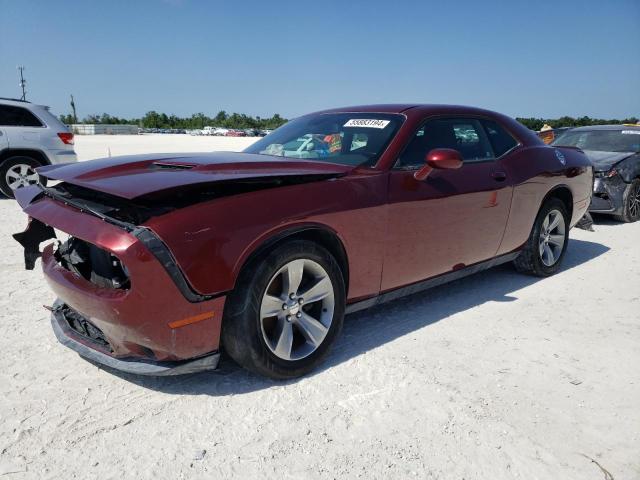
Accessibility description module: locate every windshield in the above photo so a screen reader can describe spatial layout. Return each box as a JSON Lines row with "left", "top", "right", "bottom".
{"left": 552, "top": 129, "right": 640, "bottom": 153}
{"left": 244, "top": 113, "right": 403, "bottom": 167}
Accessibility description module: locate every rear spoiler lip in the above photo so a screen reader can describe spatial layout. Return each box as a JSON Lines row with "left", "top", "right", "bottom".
{"left": 553, "top": 145, "right": 585, "bottom": 154}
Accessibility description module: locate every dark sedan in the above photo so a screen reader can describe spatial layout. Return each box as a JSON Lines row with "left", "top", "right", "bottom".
{"left": 553, "top": 125, "right": 640, "bottom": 222}
{"left": 13, "top": 104, "right": 592, "bottom": 379}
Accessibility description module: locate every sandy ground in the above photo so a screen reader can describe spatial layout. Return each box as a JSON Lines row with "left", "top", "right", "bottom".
{"left": 0, "top": 135, "right": 639, "bottom": 479}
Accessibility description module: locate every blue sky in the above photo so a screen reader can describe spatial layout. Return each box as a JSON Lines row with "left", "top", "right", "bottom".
{"left": 1, "top": 0, "right": 639, "bottom": 120}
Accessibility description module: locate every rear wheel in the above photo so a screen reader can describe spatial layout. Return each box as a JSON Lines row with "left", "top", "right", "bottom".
{"left": 0, "top": 156, "right": 43, "bottom": 198}
{"left": 221, "top": 240, "right": 345, "bottom": 379}
{"left": 613, "top": 178, "right": 640, "bottom": 223}
{"left": 514, "top": 198, "right": 569, "bottom": 277}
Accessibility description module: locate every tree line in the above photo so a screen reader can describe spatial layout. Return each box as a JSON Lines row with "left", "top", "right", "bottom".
{"left": 59, "top": 111, "right": 639, "bottom": 132}
{"left": 516, "top": 116, "right": 638, "bottom": 131}
{"left": 58, "top": 111, "right": 288, "bottom": 130}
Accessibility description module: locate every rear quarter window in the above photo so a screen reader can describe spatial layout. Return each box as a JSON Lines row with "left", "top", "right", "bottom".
{"left": 0, "top": 105, "right": 44, "bottom": 127}
{"left": 481, "top": 119, "right": 518, "bottom": 157}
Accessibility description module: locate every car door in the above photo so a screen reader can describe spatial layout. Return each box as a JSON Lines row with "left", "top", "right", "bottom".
{"left": 0, "top": 106, "right": 11, "bottom": 152}
{"left": 0, "top": 127, "right": 8, "bottom": 152}
{"left": 0, "top": 104, "right": 44, "bottom": 151}
{"left": 381, "top": 117, "right": 514, "bottom": 291}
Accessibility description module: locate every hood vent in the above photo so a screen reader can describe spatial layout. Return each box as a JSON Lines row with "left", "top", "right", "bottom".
{"left": 151, "top": 162, "right": 195, "bottom": 170}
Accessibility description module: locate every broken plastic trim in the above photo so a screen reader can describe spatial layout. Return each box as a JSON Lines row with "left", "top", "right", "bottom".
{"left": 57, "top": 303, "right": 112, "bottom": 352}
{"left": 12, "top": 219, "right": 56, "bottom": 270}
{"left": 575, "top": 213, "right": 594, "bottom": 231}
{"left": 16, "top": 186, "right": 213, "bottom": 303}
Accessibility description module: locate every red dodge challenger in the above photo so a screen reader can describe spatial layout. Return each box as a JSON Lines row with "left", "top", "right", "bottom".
{"left": 13, "top": 105, "right": 593, "bottom": 379}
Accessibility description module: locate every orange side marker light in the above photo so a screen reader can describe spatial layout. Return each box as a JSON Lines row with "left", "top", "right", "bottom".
{"left": 168, "top": 311, "right": 215, "bottom": 329}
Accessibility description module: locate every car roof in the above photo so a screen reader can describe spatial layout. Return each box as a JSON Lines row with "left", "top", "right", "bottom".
{"left": 316, "top": 104, "right": 417, "bottom": 114}
{"left": 569, "top": 124, "right": 640, "bottom": 131}
{"left": 310, "top": 103, "right": 542, "bottom": 147}
{"left": 0, "top": 97, "right": 47, "bottom": 109}
{"left": 0, "top": 97, "right": 31, "bottom": 104}
{"left": 314, "top": 103, "right": 506, "bottom": 116}
{"left": 0, "top": 97, "right": 35, "bottom": 105}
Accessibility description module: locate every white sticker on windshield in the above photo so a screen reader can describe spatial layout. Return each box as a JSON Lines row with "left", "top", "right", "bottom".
{"left": 621, "top": 130, "right": 640, "bottom": 135}
{"left": 344, "top": 119, "right": 390, "bottom": 129}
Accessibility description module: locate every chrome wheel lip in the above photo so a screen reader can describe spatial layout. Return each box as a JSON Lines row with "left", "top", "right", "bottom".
{"left": 538, "top": 209, "right": 566, "bottom": 267}
{"left": 6, "top": 164, "right": 39, "bottom": 190}
{"left": 260, "top": 258, "right": 335, "bottom": 361}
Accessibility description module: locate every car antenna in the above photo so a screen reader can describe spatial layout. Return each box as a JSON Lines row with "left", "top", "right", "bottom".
{"left": 17, "top": 66, "right": 27, "bottom": 101}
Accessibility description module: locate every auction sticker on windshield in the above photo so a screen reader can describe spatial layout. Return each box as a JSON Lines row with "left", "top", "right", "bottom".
{"left": 344, "top": 119, "right": 390, "bottom": 129}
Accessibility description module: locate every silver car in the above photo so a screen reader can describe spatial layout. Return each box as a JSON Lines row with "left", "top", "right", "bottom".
{"left": 0, "top": 97, "right": 77, "bottom": 198}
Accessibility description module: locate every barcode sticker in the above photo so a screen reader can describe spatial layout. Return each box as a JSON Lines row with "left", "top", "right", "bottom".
{"left": 344, "top": 119, "right": 390, "bottom": 129}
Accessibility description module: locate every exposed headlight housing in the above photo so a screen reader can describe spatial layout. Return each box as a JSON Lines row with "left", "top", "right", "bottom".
{"left": 54, "top": 236, "right": 130, "bottom": 290}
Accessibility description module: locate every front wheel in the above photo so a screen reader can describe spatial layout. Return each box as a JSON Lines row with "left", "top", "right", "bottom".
{"left": 613, "top": 178, "right": 640, "bottom": 223}
{"left": 221, "top": 240, "right": 345, "bottom": 379}
{"left": 514, "top": 197, "right": 569, "bottom": 277}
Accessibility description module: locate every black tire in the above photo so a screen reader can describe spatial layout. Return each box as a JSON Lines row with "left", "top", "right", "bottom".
{"left": 514, "top": 197, "right": 570, "bottom": 277}
{"left": 0, "top": 156, "right": 43, "bottom": 198}
{"left": 221, "top": 240, "right": 346, "bottom": 379}
{"left": 613, "top": 178, "right": 640, "bottom": 223}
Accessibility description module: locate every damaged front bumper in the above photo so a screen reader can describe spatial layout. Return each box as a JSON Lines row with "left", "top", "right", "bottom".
{"left": 13, "top": 185, "right": 227, "bottom": 375}
{"left": 51, "top": 301, "right": 220, "bottom": 375}
{"left": 589, "top": 173, "right": 627, "bottom": 215}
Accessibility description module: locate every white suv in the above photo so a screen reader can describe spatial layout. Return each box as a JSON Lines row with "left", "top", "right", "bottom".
{"left": 0, "top": 97, "right": 77, "bottom": 198}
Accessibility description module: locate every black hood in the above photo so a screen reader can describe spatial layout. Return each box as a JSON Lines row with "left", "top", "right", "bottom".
{"left": 583, "top": 150, "right": 636, "bottom": 172}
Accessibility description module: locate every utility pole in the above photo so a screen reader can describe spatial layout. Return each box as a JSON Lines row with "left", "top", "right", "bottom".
{"left": 70, "top": 94, "right": 78, "bottom": 124}
{"left": 17, "top": 66, "right": 27, "bottom": 100}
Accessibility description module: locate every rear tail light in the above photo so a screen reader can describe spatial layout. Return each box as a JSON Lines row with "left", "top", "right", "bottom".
{"left": 57, "top": 132, "right": 74, "bottom": 145}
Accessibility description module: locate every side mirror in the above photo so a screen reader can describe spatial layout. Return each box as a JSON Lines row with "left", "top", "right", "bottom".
{"left": 414, "top": 148, "right": 463, "bottom": 181}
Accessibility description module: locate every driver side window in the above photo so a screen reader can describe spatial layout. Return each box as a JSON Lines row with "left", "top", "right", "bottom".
{"left": 397, "top": 118, "right": 494, "bottom": 168}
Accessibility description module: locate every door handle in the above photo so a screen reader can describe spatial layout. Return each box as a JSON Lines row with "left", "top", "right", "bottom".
{"left": 492, "top": 171, "right": 507, "bottom": 182}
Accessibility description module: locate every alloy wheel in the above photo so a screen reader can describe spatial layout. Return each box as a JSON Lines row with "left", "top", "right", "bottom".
{"left": 260, "top": 259, "right": 335, "bottom": 361}
{"left": 6, "top": 164, "right": 39, "bottom": 190}
{"left": 629, "top": 182, "right": 640, "bottom": 219}
{"left": 538, "top": 209, "right": 566, "bottom": 267}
